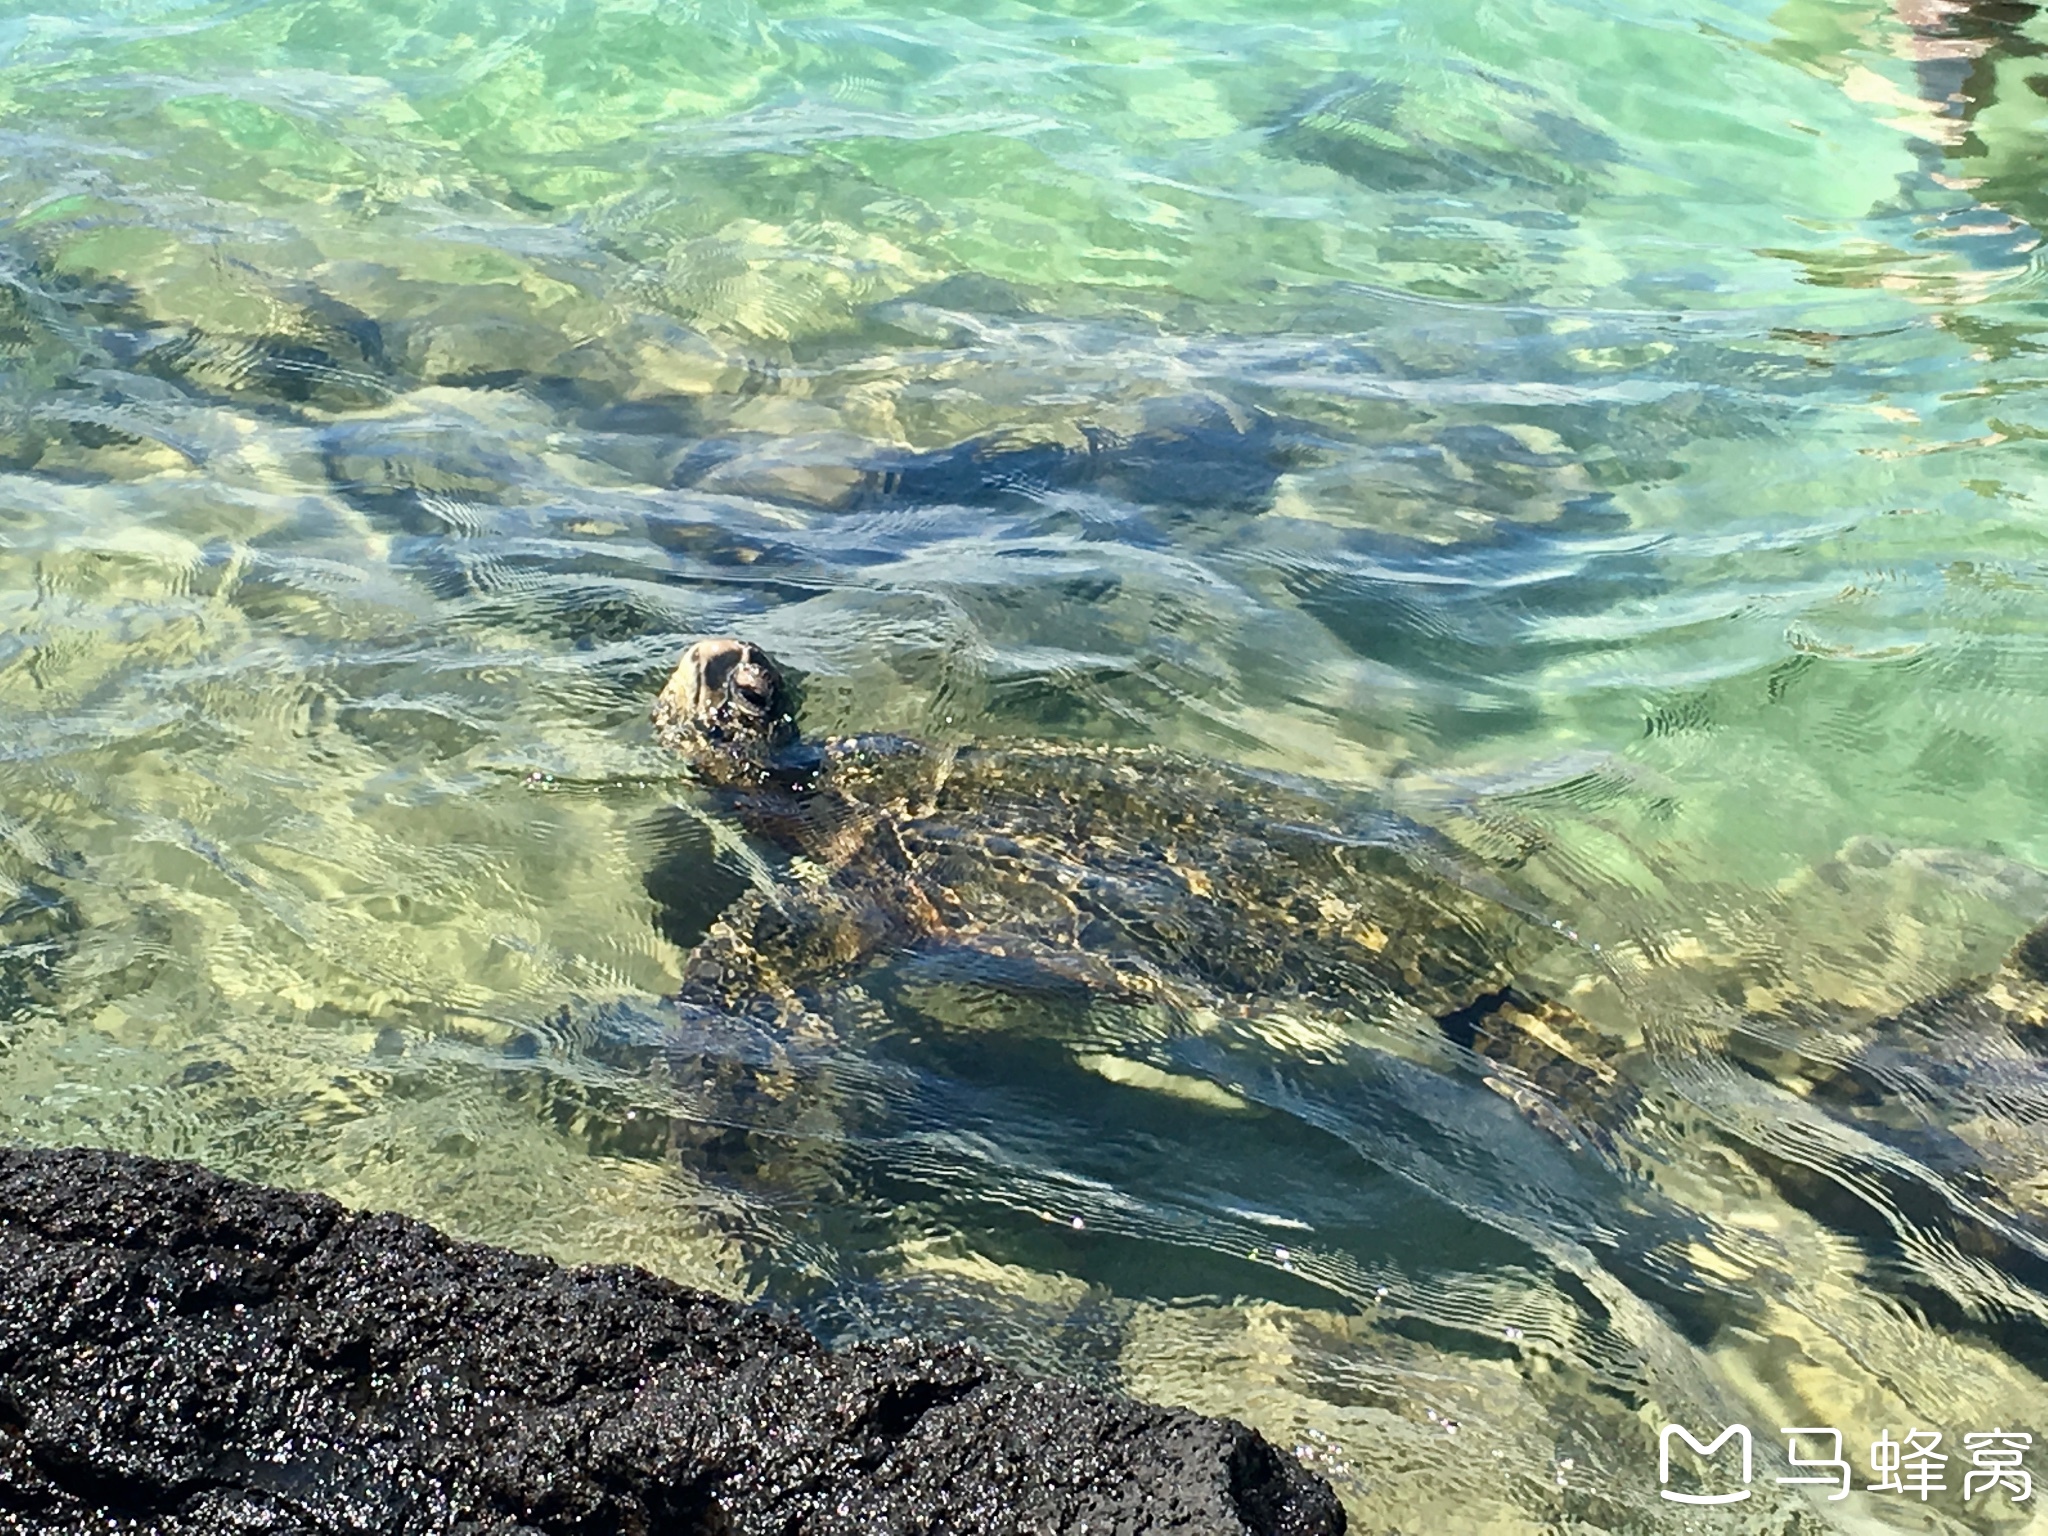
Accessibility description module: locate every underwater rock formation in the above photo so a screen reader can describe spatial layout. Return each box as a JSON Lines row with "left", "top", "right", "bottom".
{"left": 0, "top": 1145, "right": 1344, "bottom": 1535}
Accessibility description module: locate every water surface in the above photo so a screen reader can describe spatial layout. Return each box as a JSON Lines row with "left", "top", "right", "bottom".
{"left": 4, "top": 0, "right": 2048, "bottom": 1528}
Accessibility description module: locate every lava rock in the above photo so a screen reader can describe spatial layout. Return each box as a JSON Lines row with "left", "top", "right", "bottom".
{"left": 0, "top": 1146, "right": 1344, "bottom": 1535}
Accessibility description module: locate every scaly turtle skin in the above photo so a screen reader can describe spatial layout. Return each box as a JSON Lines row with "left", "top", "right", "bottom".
{"left": 648, "top": 638, "right": 1618, "bottom": 1144}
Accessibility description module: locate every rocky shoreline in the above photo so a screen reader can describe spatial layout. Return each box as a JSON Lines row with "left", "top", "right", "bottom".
{"left": 0, "top": 1145, "right": 1344, "bottom": 1534}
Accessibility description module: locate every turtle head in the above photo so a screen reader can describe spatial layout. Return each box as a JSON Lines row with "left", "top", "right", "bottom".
{"left": 653, "top": 637, "right": 802, "bottom": 777}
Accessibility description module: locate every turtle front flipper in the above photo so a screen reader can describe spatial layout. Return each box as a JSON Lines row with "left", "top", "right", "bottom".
{"left": 663, "top": 881, "right": 909, "bottom": 1186}
{"left": 674, "top": 881, "right": 915, "bottom": 1015}
{"left": 1435, "top": 987, "right": 1642, "bottom": 1160}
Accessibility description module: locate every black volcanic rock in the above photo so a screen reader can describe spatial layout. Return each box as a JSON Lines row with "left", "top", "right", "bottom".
{"left": 0, "top": 1146, "right": 1344, "bottom": 1535}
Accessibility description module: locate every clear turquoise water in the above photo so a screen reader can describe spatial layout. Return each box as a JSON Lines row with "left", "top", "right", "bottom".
{"left": 4, "top": 0, "right": 2048, "bottom": 1528}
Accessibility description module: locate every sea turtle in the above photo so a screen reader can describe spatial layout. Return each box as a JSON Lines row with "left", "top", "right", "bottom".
{"left": 514, "top": 634, "right": 2048, "bottom": 1378}
{"left": 641, "top": 640, "right": 2048, "bottom": 1242}
{"left": 643, "top": 635, "right": 1622, "bottom": 1167}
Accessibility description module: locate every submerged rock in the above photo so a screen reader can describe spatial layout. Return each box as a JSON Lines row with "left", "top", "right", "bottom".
{"left": 667, "top": 392, "right": 1301, "bottom": 517}
{"left": 0, "top": 1144, "right": 1345, "bottom": 1536}
{"left": 1267, "top": 67, "right": 1619, "bottom": 201}
{"left": 0, "top": 875, "right": 72, "bottom": 1028}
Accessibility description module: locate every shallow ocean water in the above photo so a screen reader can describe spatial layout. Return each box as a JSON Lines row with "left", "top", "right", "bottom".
{"left": 4, "top": 0, "right": 2048, "bottom": 1528}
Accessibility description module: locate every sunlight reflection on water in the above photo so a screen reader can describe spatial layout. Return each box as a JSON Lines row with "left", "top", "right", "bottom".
{"left": 3, "top": 0, "right": 2048, "bottom": 1528}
